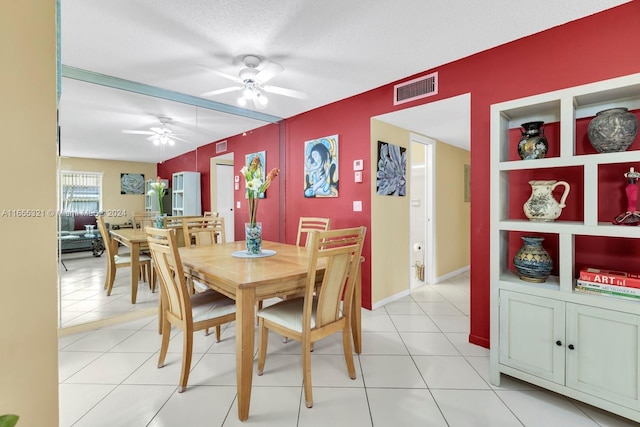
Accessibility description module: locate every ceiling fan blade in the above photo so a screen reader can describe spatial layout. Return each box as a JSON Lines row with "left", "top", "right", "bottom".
{"left": 170, "top": 135, "right": 189, "bottom": 142}
{"left": 122, "top": 130, "right": 155, "bottom": 135}
{"left": 146, "top": 135, "right": 160, "bottom": 141}
{"left": 149, "top": 127, "right": 165, "bottom": 133}
{"left": 255, "top": 62, "right": 284, "bottom": 83}
{"left": 198, "top": 64, "right": 243, "bottom": 83}
{"left": 200, "top": 86, "right": 243, "bottom": 97}
{"left": 263, "top": 84, "right": 308, "bottom": 99}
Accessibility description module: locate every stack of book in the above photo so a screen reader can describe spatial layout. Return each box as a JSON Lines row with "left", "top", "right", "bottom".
{"left": 576, "top": 268, "right": 640, "bottom": 301}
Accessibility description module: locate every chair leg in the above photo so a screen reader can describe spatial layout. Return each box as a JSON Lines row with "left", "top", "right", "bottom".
{"left": 256, "top": 318, "right": 268, "bottom": 376}
{"left": 302, "top": 335, "right": 313, "bottom": 408}
{"left": 157, "top": 294, "right": 163, "bottom": 334}
{"left": 342, "top": 327, "right": 356, "bottom": 380}
{"left": 215, "top": 325, "right": 221, "bottom": 342}
{"left": 157, "top": 314, "right": 171, "bottom": 368}
{"left": 105, "top": 263, "right": 116, "bottom": 296}
{"left": 178, "top": 330, "right": 194, "bottom": 393}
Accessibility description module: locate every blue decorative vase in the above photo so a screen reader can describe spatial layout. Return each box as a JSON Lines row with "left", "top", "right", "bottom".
{"left": 154, "top": 214, "right": 166, "bottom": 228}
{"left": 513, "top": 236, "right": 552, "bottom": 283}
{"left": 245, "top": 222, "right": 262, "bottom": 254}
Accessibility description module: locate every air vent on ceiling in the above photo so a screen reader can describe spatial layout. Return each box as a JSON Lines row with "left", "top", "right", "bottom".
{"left": 215, "top": 140, "right": 227, "bottom": 153}
{"left": 394, "top": 72, "right": 438, "bottom": 105}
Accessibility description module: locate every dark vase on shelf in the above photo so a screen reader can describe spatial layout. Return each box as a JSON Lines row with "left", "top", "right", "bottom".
{"left": 517, "top": 121, "right": 548, "bottom": 160}
{"left": 513, "top": 236, "right": 553, "bottom": 283}
{"left": 587, "top": 107, "right": 638, "bottom": 153}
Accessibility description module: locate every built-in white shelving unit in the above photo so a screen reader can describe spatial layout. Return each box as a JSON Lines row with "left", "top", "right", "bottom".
{"left": 171, "top": 171, "right": 201, "bottom": 216}
{"left": 490, "top": 73, "right": 640, "bottom": 423}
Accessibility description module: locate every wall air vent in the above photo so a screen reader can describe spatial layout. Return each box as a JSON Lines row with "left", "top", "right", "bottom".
{"left": 216, "top": 140, "right": 228, "bottom": 153}
{"left": 394, "top": 72, "right": 438, "bottom": 105}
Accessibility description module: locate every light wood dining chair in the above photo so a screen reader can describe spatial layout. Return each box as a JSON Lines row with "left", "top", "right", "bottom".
{"left": 296, "top": 217, "right": 331, "bottom": 247}
{"left": 181, "top": 216, "right": 226, "bottom": 293}
{"left": 132, "top": 211, "right": 158, "bottom": 229}
{"left": 256, "top": 226, "right": 366, "bottom": 408}
{"left": 96, "top": 215, "right": 154, "bottom": 298}
{"left": 203, "top": 211, "right": 219, "bottom": 217}
{"left": 183, "top": 216, "right": 226, "bottom": 246}
{"left": 145, "top": 226, "right": 236, "bottom": 392}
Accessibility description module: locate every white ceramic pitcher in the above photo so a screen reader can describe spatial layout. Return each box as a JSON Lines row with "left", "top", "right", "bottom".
{"left": 523, "top": 180, "right": 570, "bottom": 222}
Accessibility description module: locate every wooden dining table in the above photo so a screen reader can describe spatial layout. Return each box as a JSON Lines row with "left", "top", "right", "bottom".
{"left": 178, "top": 240, "right": 363, "bottom": 421}
{"left": 109, "top": 228, "right": 149, "bottom": 304}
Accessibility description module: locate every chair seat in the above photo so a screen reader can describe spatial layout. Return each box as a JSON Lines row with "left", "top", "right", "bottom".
{"left": 114, "top": 253, "right": 152, "bottom": 265}
{"left": 258, "top": 297, "right": 319, "bottom": 332}
{"left": 191, "top": 290, "right": 236, "bottom": 323}
{"left": 192, "top": 279, "right": 210, "bottom": 293}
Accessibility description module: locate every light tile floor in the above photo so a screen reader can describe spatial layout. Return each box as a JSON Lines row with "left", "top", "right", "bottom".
{"left": 58, "top": 270, "right": 638, "bottom": 426}
{"left": 59, "top": 250, "right": 158, "bottom": 328}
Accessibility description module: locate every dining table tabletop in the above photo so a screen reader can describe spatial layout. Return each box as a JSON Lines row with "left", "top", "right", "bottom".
{"left": 178, "top": 240, "right": 363, "bottom": 421}
{"left": 108, "top": 228, "right": 149, "bottom": 304}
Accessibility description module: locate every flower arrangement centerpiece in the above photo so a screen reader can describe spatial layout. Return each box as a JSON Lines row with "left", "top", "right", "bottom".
{"left": 147, "top": 177, "right": 168, "bottom": 228}
{"left": 240, "top": 157, "right": 279, "bottom": 254}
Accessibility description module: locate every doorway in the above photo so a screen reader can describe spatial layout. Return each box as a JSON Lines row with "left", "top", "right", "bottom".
{"left": 410, "top": 134, "right": 435, "bottom": 287}
{"left": 210, "top": 153, "right": 235, "bottom": 241}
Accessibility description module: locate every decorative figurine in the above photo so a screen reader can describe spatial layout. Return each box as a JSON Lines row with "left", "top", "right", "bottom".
{"left": 613, "top": 167, "right": 640, "bottom": 225}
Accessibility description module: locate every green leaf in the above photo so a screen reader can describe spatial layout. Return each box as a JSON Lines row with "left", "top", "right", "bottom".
{"left": 0, "top": 414, "right": 19, "bottom": 427}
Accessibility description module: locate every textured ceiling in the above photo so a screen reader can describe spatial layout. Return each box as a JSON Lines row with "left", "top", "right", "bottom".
{"left": 59, "top": 0, "right": 629, "bottom": 163}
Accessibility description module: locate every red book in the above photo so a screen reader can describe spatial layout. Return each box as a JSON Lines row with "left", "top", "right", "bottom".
{"left": 579, "top": 268, "right": 640, "bottom": 289}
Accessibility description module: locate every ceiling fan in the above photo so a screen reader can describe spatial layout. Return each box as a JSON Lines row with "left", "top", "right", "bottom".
{"left": 200, "top": 54, "right": 308, "bottom": 109}
{"left": 121, "top": 117, "right": 186, "bottom": 145}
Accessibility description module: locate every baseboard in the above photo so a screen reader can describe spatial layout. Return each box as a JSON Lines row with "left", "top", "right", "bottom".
{"left": 434, "top": 265, "right": 470, "bottom": 284}
{"left": 371, "top": 289, "right": 411, "bottom": 310}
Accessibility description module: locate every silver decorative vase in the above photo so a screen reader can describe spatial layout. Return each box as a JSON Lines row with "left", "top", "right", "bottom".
{"left": 587, "top": 107, "right": 638, "bottom": 153}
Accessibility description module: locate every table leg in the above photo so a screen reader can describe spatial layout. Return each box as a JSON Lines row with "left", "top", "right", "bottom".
{"left": 351, "top": 260, "right": 362, "bottom": 354}
{"left": 130, "top": 241, "right": 139, "bottom": 304}
{"left": 236, "top": 287, "right": 256, "bottom": 421}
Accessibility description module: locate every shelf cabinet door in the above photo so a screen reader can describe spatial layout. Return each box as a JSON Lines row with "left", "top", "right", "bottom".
{"left": 499, "top": 290, "right": 565, "bottom": 384}
{"left": 566, "top": 303, "right": 640, "bottom": 410}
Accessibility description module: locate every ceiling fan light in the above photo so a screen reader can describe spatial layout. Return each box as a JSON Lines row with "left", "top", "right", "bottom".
{"left": 168, "top": 139, "right": 175, "bottom": 146}
{"left": 238, "top": 96, "right": 247, "bottom": 106}
{"left": 257, "top": 93, "right": 268, "bottom": 106}
{"left": 153, "top": 139, "right": 160, "bottom": 146}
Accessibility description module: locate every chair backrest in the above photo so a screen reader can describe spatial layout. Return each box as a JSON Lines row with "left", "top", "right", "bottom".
{"left": 133, "top": 211, "right": 157, "bottom": 229}
{"left": 304, "top": 226, "right": 366, "bottom": 329}
{"left": 203, "top": 211, "right": 219, "bottom": 217}
{"left": 96, "top": 215, "right": 117, "bottom": 260}
{"left": 296, "top": 217, "right": 331, "bottom": 247}
{"left": 145, "top": 227, "right": 192, "bottom": 325}
{"left": 183, "top": 216, "right": 226, "bottom": 246}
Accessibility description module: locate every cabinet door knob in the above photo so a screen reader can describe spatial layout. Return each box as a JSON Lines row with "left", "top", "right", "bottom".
{"left": 555, "top": 340, "right": 562, "bottom": 346}
{"left": 568, "top": 344, "right": 575, "bottom": 350}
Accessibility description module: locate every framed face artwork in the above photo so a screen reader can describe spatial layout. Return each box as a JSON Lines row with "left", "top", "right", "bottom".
{"left": 303, "top": 134, "right": 339, "bottom": 198}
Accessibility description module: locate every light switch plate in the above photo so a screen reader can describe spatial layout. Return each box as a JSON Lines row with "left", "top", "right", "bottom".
{"left": 236, "top": 201, "right": 241, "bottom": 209}
{"left": 355, "top": 171, "right": 362, "bottom": 182}
{"left": 353, "top": 201, "right": 362, "bottom": 211}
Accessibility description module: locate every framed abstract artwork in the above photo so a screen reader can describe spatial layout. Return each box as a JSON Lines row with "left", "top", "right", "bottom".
{"left": 376, "top": 141, "right": 406, "bottom": 196}
{"left": 120, "top": 173, "right": 144, "bottom": 195}
{"left": 245, "top": 151, "right": 266, "bottom": 198}
{"left": 304, "top": 134, "right": 339, "bottom": 197}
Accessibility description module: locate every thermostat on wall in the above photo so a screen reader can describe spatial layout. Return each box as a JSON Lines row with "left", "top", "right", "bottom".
{"left": 353, "top": 159, "right": 363, "bottom": 171}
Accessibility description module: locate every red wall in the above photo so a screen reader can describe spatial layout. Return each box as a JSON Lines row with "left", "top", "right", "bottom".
{"left": 157, "top": 2, "right": 640, "bottom": 348}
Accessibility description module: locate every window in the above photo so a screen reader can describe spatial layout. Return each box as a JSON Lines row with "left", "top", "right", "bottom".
{"left": 60, "top": 171, "right": 102, "bottom": 213}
